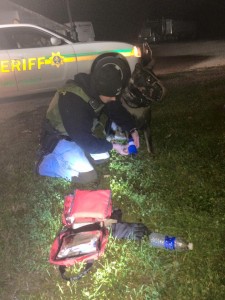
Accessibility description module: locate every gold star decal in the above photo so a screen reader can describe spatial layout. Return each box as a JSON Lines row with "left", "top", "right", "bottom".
{"left": 49, "top": 52, "right": 64, "bottom": 68}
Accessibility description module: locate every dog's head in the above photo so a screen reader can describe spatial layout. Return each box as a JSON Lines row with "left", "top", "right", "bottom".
{"left": 122, "top": 63, "right": 165, "bottom": 108}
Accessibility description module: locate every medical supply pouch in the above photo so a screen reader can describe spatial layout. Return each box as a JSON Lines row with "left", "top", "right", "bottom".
{"left": 62, "top": 189, "right": 113, "bottom": 226}
{"left": 49, "top": 190, "right": 114, "bottom": 281}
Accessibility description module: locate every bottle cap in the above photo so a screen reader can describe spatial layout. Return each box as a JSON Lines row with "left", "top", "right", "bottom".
{"left": 188, "top": 243, "right": 193, "bottom": 250}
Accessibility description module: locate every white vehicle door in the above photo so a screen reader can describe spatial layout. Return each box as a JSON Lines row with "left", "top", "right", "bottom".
{"left": 0, "top": 31, "right": 18, "bottom": 94}
{"left": 2, "top": 26, "right": 77, "bottom": 93}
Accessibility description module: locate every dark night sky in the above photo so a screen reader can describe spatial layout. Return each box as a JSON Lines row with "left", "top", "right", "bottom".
{"left": 11, "top": 0, "right": 225, "bottom": 42}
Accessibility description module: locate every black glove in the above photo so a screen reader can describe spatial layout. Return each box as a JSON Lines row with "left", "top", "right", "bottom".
{"left": 111, "top": 222, "right": 149, "bottom": 241}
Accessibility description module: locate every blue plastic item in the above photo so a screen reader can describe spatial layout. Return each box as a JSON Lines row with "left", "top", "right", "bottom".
{"left": 128, "top": 137, "right": 138, "bottom": 157}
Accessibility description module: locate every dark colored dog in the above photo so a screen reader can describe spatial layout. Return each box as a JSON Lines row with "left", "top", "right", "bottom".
{"left": 120, "top": 63, "right": 165, "bottom": 153}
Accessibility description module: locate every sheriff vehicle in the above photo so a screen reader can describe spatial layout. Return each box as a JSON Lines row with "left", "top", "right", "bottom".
{"left": 0, "top": 23, "right": 149, "bottom": 98}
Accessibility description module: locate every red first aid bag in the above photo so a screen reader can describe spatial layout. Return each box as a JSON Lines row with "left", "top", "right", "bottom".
{"left": 62, "top": 189, "right": 112, "bottom": 226}
{"left": 49, "top": 190, "right": 113, "bottom": 281}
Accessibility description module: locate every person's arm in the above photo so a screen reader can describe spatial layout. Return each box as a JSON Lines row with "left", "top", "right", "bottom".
{"left": 130, "top": 128, "right": 140, "bottom": 148}
{"left": 105, "top": 99, "right": 136, "bottom": 132}
{"left": 105, "top": 99, "right": 140, "bottom": 148}
{"left": 58, "top": 93, "right": 113, "bottom": 154}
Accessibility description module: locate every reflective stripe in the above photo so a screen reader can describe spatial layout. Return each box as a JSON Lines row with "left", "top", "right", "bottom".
{"left": 90, "top": 152, "right": 110, "bottom": 160}
{"left": 0, "top": 48, "right": 136, "bottom": 73}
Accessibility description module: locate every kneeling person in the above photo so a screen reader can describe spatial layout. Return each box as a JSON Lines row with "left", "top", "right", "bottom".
{"left": 36, "top": 64, "right": 139, "bottom": 183}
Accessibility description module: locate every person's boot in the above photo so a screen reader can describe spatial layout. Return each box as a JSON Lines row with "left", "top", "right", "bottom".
{"left": 72, "top": 170, "right": 98, "bottom": 184}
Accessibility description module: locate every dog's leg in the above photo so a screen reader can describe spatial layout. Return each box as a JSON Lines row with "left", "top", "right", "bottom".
{"left": 144, "top": 129, "right": 151, "bottom": 153}
{"left": 144, "top": 127, "right": 154, "bottom": 154}
{"left": 143, "top": 109, "right": 155, "bottom": 154}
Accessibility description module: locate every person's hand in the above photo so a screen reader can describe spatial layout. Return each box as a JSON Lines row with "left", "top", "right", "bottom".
{"left": 112, "top": 143, "right": 129, "bottom": 155}
{"left": 131, "top": 129, "right": 140, "bottom": 148}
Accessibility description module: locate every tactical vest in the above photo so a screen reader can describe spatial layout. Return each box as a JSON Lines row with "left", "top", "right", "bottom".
{"left": 46, "top": 83, "right": 104, "bottom": 135}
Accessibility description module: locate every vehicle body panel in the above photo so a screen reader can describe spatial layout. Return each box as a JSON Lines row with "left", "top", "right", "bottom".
{"left": 7, "top": 44, "right": 77, "bottom": 92}
{"left": 0, "top": 50, "right": 18, "bottom": 93}
{"left": 0, "top": 24, "right": 141, "bottom": 98}
{"left": 72, "top": 41, "right": 138, "bottom": 74}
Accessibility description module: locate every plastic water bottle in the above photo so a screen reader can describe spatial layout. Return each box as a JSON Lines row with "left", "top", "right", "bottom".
{"left": 128, "top": 137, "right": 138, "bottom": 157}
{"left": 149, "top": 232, "right": 193, "bottom": 251}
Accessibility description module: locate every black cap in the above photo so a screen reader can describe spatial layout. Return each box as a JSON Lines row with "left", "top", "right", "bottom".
{"left": 92, "top": 64, "right": 122, "bottom": 97}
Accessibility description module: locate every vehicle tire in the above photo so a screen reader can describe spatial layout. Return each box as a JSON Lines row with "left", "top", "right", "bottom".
{"left": 92, "top": 56, "right": 131, "bottom": 88}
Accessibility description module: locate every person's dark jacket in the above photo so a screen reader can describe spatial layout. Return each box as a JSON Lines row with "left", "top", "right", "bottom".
{"left": 58, "top": 73, "right": 136, "bottom": 154}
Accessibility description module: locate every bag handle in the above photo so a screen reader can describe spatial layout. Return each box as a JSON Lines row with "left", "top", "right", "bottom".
{"left": 59, "top": 260, "right": 94, "bottom": 281}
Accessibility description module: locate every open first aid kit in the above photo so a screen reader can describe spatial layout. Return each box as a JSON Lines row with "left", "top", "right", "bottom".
{"left": 49, "top": 189, "right": 116, "bottom": 281}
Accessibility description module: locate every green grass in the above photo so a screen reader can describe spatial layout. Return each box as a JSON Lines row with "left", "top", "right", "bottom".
{"left": 0, "top": 69, "right": 225, "bottom": 299}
